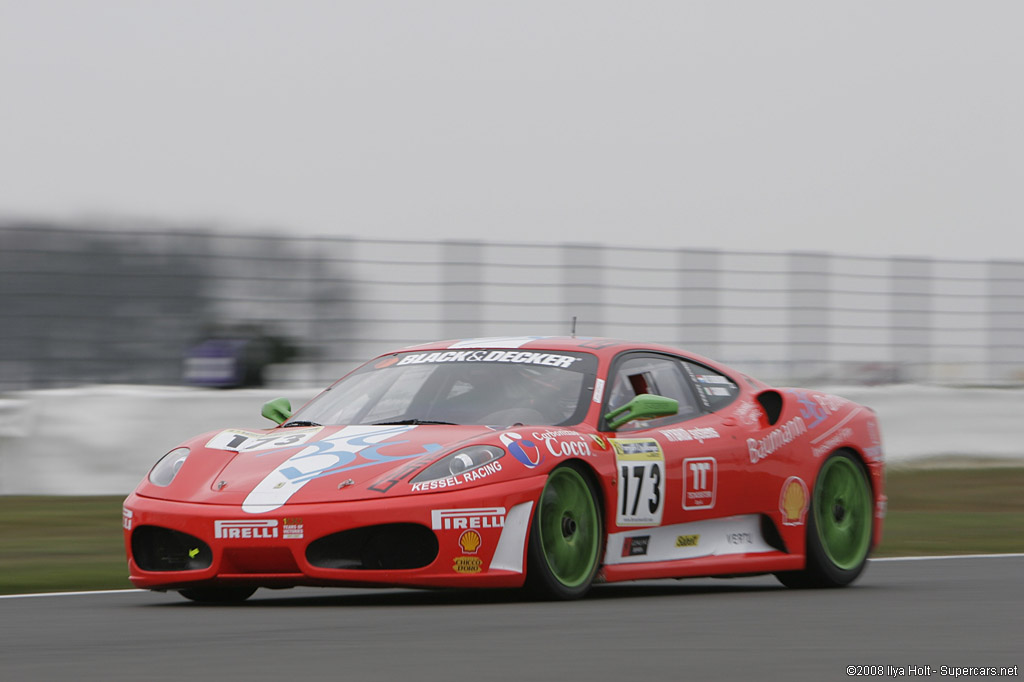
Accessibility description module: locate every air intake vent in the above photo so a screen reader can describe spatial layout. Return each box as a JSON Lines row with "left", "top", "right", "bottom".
{"left": 307, "top": 523, "right": 438, "bottom": 570}
{"left": 132, "top": 526, "right": 212, "bottom": 572}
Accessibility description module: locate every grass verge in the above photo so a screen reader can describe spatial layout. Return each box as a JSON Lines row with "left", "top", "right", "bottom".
{"left": 0, "top": 496, "right": 130, "bottom": 594}
{"left": 1, "top": 468, "right": 1022, "bottom": 595}
{"left": 874, "top": 466, "right": 1024, "bottom": 556}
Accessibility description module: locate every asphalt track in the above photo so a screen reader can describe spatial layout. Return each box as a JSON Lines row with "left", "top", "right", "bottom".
{"left": 1, "top": 556, "right": 1021, "bottom": 682}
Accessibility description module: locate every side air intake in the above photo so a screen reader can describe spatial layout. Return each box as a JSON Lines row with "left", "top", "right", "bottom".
{"left": 306, "top": 524, "right": 438, "bottom": 570}
{"left": 132, "top": 526, "right": 213, "bottom": 572}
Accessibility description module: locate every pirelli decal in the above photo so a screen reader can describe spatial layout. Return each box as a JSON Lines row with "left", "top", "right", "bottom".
{"left": 431, "top": 507, "right": 507, "bottom": 531}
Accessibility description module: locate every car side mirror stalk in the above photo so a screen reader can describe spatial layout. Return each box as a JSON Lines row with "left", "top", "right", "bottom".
{"left": 604, "top": 394, "right": 679, "bottom": 431}
{"left": 261, "top": 397, "right": 293, "bottom": 425}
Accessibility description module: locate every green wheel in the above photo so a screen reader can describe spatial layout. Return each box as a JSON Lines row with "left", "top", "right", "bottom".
{"left": 526, "top": 465, "right": 603, "bottom": 599}
{"left": 178, "top": 586, "right": 257, "bottom": 603}
{"left": 776, "top": 451, "right": 873, "bottom": 589}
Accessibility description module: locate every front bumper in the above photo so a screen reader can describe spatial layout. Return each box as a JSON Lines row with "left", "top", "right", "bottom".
{"left": 123, "top": 476, "right": 543, "bottom": 591}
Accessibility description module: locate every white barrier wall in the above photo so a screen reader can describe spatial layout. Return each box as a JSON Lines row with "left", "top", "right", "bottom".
{"left": 0, "top": 386, "right": 318, "bottom": 496}
{"left": 1, "top": 385, "right": 1022, "bottom": 495}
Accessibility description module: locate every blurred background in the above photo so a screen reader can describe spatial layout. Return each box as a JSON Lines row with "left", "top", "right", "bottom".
{"left": 1, "top": 222, "right": 1022, "bottom": 391}
{"left": 2, "top": 1, "right": 1024, "bottom": 495}
{"left": 3, "top": 1, "right": 1023, "bottom": 394}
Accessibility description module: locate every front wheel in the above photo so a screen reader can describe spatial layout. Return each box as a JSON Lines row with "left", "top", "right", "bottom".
{"left": 776, "top": 451, "right": 873, "bottom": 589}
{"left": 525, "top": 465, "right": 603, "bottom": 600}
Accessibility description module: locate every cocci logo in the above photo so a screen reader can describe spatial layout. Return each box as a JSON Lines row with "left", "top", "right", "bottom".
{"left": 499, "top": 432, "right": 543, "bottom": 469}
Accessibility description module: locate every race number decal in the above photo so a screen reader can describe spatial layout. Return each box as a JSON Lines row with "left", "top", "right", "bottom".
{"left": 206, "top": 427, "right": 323, "bottom": 453}
{"left": 611, "top": 438, "right": 665, "bottom": 527}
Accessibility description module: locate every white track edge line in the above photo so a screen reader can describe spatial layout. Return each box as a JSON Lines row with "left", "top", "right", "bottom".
{"left": 869, "top": 553, "right": 1024, "bottom": 562}
{"left": 0, "top": 588, "right": 145, "bottom": 600}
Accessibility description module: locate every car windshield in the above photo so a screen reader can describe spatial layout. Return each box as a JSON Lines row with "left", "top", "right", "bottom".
{"left": 292, "top": 349, "right": 598, "bottom": 427}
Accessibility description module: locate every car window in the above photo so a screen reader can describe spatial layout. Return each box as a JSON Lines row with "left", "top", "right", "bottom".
{"left": 361, "top": 364, "right": 436, "bottom": 423}
{"left": 605, "top": 355, "right": 701, "bottom": 430}
{"left": 293, "top": 349, "right": 598, "bottom": 427}
{"left": 681, "top": 360, "right": 740, "bottom": 411}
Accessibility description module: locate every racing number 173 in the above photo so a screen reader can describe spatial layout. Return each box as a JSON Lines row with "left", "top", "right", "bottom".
{"left": 620, "top": 463, "right": 661, "bottom": 516}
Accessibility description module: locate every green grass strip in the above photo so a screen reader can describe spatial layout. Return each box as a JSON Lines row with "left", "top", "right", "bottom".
{"left": 874, "top": 466, "right": 1024, "bottom": 557}
{"left": 0, "top": 496, "right": 131, "bottom": 594}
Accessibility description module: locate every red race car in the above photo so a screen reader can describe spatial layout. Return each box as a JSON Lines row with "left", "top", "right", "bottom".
{"left": 123, "top": 337, "right": 886, "bottom": 602}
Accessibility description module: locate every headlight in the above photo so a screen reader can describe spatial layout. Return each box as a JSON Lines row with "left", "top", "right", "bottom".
{"left": 148, "top": 447, "right": 190, "bottom": 487}
{"left": 411, "top": 445, "right": 504, "bottom": 484}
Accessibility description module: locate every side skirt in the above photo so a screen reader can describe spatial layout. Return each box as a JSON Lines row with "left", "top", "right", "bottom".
{"left": 601, "top": 552, "right": 803, "bottom": 583}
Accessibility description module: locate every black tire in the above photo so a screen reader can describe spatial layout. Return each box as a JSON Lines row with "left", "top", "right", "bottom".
{"left": 776, "top": 451, "right": 873, "bottom": 589}
{"left": 178, "top": 586, "right": 257, "bottom": 603}
{"left": 525, "top": 465, "right": 603, "bottom": 600}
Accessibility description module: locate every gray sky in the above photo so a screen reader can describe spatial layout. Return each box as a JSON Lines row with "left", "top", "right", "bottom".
{"left": 2, "top": 1, "right": 1022, "bottom": 260}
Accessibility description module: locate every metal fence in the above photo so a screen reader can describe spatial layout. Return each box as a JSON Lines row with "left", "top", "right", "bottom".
{"left": 2, "top": 223, "right": 1023, "bottom": 390}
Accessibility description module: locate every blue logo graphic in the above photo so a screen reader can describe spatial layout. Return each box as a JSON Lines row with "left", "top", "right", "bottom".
{"left": 787, "top": 390, "right": 829, "bottom": 429}
{"left": 269, "top": 426, "right": 442, "bottom": 484}
{"left": 500, "top": 432, "right": 543, "bottom": 469}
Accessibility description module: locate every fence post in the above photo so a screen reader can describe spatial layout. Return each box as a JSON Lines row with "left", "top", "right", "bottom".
{"left": 987, "top": 260, "right": 1024, "bottom": 384}
{"left": 788, "top": 252, "right": 830, "bottom": 382}
{"left": 562, "top": 244, "right": 604, "bottom": 337}
{"left": 308, "top": 236, "right": 341, "bottom": 384}
{"left": 442, "top": 240, "right": 483, "bottom": 340}
{"left": 891, "top": 257, "right": 932, "bottom": 383}
{"left": 677, "top": 249, "right": 719, "bottom": 357}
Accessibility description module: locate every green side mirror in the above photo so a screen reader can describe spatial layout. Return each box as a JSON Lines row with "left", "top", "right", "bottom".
{"left": 604, "top": 394, "right": 679, "bottom": 431}
{"left": 261, "top": 397, "right": 293, "bottom": 425}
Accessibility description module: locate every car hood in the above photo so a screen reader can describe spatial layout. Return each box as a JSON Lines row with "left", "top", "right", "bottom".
{"left": 138, "top": 424, "right": 496, "bottom": 510}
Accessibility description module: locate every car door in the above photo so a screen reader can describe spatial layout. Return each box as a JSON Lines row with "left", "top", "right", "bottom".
{"left": 600, "top": 352, "right": 744, "bottom": 535}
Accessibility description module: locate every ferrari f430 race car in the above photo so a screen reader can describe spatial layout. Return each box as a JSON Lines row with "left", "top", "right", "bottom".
{"left": 123, "top": 337, "right": 886, "bottom": 602}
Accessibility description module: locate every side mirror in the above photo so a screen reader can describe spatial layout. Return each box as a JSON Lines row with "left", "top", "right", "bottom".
{"left": 604, "top": 394, "right": 679, "bottom": 431}
{"left": 261, "top": 397, "right": 293, "bottom": 425}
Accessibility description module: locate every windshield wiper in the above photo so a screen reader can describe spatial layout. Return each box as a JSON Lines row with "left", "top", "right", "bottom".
{"left": 282, "top": 420, "right": 322, "bottom": 428}
{"left": 371, "top": 419, "right": 458, "bottom": 426}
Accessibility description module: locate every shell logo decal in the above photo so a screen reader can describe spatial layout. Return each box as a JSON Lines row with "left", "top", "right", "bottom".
{"left": 779, "top": 476, "right": 809, "bottom": 526}
{"left": 452, "top": 525, "right": 486, "bottom": 573}
{"left": 459, "top": 530, "right": 482, "bottom": 554}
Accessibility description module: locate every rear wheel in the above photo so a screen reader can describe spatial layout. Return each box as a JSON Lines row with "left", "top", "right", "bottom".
{"left": 776, "top": 451, "right": 873, "bottom": 588}
{"left": 525, "top": 465, "right": 602, "bottom": 599}
{"left": 178, "top": 586, "right": 257, "bottom": 603}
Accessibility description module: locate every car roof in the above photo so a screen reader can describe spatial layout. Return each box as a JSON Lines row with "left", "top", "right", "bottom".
{"left": 379, "top": 336, "right": 764, "bottom": 390}
{"left": 398, "top": 336, "right": 701, "bottom": 361}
